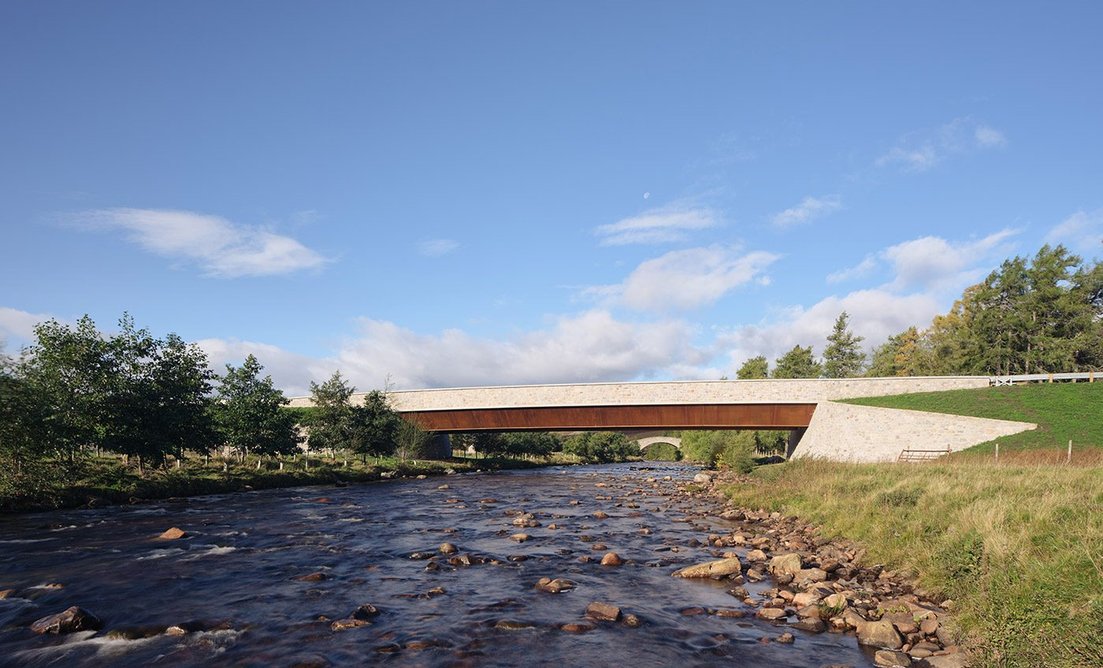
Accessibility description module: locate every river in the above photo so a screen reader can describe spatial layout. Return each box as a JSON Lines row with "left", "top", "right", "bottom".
{"left": 0, "top": 463, "right": 875, "bottom": 667}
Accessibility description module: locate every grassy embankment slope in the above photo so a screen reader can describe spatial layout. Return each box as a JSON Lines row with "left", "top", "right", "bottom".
{"left": 724, "top": 383, "right": 1103, "bottom": 668}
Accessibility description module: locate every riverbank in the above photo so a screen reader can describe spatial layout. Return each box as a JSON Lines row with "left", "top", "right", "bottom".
{"left": 0, "top": 453, "right": 594, "bottom": 514}
{"left": 720, "top": 459, "right": 1103, "bottom": 668}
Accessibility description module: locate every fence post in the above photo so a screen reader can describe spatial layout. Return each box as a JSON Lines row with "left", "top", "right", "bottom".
{"left": 995, "top": 442, "right": 999, "bottom": 463}
{"left": 1068, "top": 439, "right": 1073, "bottom": 465}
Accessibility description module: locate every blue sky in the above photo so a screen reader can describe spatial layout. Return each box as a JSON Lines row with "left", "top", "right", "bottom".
{"left": 2, "top": 2, "right": 1101, "bottom": 395}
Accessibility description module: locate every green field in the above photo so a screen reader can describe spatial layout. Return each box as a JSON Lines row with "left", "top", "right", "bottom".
{"left": 845, "top": 382, "right": 1103, "bottom": 458}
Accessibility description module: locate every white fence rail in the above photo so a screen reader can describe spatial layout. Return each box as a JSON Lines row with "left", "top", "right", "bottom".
{"left": 990, "top": 372, "right": 1098, "bottom": 386}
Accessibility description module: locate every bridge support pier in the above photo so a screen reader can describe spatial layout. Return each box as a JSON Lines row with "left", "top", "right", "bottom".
{"left": 785, "top": 428, "right": 806, "bottom": 460}
{"left": 425, "top": 433, "right": 452, "bottom": 460}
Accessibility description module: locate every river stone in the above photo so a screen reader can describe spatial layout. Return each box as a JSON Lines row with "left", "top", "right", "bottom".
{"left": 756, "top": 608, "right": 788, "bottom": 621}
{"left": 586, "top": 601, "right": 621, "bottom": 622}
{"left": 672, "top": 556, "right": 742, "bottom": 578}
{"left": 159, "top": 527, "right": 187, "bottom": 540}
{"left": 856, "top": 619, "right": 904, "bottom": 649}
{"left": 331, "top": 618, "right": 370, "bottom": 631}
{"left": 693, "top": 473, "right": 712, "bottom": 484}
{"left": 296, "top": 572, "right": 327, "bottom": 582}
{"left": 164, "top": 625, "right": 187, "bottom": 636}
{"left": 623, "top": 613, "right": 642, "bottom": 627}
{"left": 822, "top": 593, "right": 848, "bottom": 611}
{"left": 30, "top": 606, "right": 102, "bottom": 634}
{"left": 439, "top": 542, "right": 458, "bottom": 555}
{"left": 745, "top": 549, "right": 768, "bottom": 562}
{"left": 792, "top": 591, "right": 822, "bottom": 608}
{"left": 713, "top": 608, "right": 745, "bottom": 618}
{"left": 560, "top": 622, "right": 595, "bottom": 633}
{"left": 352, "top": 604, "right": 380, "bottom": 620}
{"left": 600, "top": 552, "right": 623, "bottom": 566}
{"left": 919, "top": 618, "right": 939, "bottom": 635}
{"left": 874, "top": 649, "right": 912, "bottom": 667}
{"left": 593, "top": 511, "right": 609, "bottom": 519}
{"left": 535, "top": 577, "right": 575, "bottom": 593}
{"left": 794, "top": 567, "right": 828, "bottom": 583}
{"left": 495, "top": 620, "right": 535, "bottom": 631}
{"left": 510, "top": 533, "right": 529, "bottom": 542}
{"left": 0, "top": 589, "right": 14, "bottom": 599}
{"left": 769, "top": 553, "right": 803, "bottom": 576}
{"left": 791, "top": 617, "right": 827, "bottom": 633}
{"left": 776, "top": 632, "right": 795, "bottom": 644}
{"left": 919, "top": 655, "right": 967, "bottom": 668}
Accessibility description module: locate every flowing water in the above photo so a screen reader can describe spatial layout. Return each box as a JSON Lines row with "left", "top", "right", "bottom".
{"left": 0, "top": 463, "right": 874, "bottom": 667}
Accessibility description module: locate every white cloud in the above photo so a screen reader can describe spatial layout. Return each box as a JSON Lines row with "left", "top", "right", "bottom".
{"left": 771, "top": 195, "right": 842, "bottom": 228}
{"left": 974, "top": 125, "right": 1007, "bottom": 148}
{"left": 722, "top": 289, "right": 943, "bottom": 371}
{"left": 80, "top": 208, "right": 329, "bottom": 277}
{"left": 1046, "top": 209, "right": 1103, "bottom": 255}
{"left": 883, "top": 229, "right": 1016, "bottom": 291}
{"left": 0, "top": 306, "right": 54, "bottom": 353}
{"left": 595, "top": 206, "right": 717, "bottom": 246}
{"left": 586, "top": 245, "right": 780, "bottom": 312}
{"left": 197, "top": 338, "right": 334, "bottom": 398}
{"left": 827, "top": 255, "right": 878, "bottom": 284}
{"left": 877, "top": 118, "right": 1006, "bottom": 172}
{"left": 331, "top": 310, "right": 709, "bottom": 389}
{"left": 418, "top": 238, "right": 460, "bottom": 257}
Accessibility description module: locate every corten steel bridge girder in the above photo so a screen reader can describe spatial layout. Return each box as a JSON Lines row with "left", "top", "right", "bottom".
{"left": 398, "top": 403, "right": 817, "bottom": 433}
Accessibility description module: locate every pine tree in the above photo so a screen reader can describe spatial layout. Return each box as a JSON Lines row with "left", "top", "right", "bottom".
{"left": 772, "top": 345, "right": 822, "bottom": 378}
{"left": 823, "top": 311, "right": 866, "bottom": 378}
{"left": 736, "top": 355, "right": 769, "bottom": 379}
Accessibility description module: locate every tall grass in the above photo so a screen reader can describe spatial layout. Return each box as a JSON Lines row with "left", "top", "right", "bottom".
{"left": 725, "top": 459, "right": 1103, "bottom": 667}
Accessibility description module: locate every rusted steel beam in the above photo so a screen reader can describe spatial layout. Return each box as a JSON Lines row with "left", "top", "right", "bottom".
{"left": 399, "top": 403, "right": 817, "bottom": 432}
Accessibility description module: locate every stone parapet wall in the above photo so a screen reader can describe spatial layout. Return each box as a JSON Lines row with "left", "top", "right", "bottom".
{"left": 791, "top": 401, "right": 1035, "bottom": 463}
{"left": 285, "top": 376, "right": 990, "bottom": 411}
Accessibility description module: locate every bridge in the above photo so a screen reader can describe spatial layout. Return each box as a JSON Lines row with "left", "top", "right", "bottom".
{"left": 288, "top": 376, "right": 1037, "bottom": 463}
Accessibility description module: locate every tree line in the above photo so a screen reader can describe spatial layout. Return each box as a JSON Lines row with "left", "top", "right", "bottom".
{"left": 736, "top": 244, "right": 1102, "bottom": 380}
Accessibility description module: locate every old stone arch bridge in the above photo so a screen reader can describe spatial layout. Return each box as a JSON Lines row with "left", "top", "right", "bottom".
{"left": 289, "top": 377, "right": 1035, "bottom": 463}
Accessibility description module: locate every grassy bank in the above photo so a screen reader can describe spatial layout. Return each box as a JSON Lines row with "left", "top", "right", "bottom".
{"left": 724, "top": 459, "right": 1103, "bottom": 667}
{"left": 0, "top": 453, "right": 585, "bottom": 513}
{"left": 845, "top": 382, "right": 1103, "bottom": 459}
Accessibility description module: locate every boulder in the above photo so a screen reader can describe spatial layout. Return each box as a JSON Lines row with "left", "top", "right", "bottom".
{"left": 918, "top": 655, "right": 967, "bottom": 668}
{"left": 535, "top": 577, "right": 575, "bottom": 593}
{"left": 756, "top": 608, "right": 788, "bottom": 621}
{"left": 600, "top": 552, "right": 624, "bottom": 566}
{"left": 158, "top": 527, "right": 186, "bottom": 540}
{"left": 745, "top": 549, "right": 768, "bottom": 562}
{"left": 856, "top": 619, "right": 904, "bottom": 649}
{"left": 439, "top": 542, "right": 458, "bottom": 555}
{"left": 693, "top": 473, "right": 712, "bottom": 484}
{"left": 769, "top": 553, "right": 803, "bottom": 576}
{"left": 585, "top": 601, "right": 621, "bottom": 622}
{"left": 352, "top": 604, "right": 379, "bottom": 620}
{"left": 791, "top": 617, "right": 826, "bottom": 633}
{"left": 874, "top": 649, "right": 912, "bottom": 667}
{"left": 30, "top": 606, "right": 102, "bottom": 634}
{"left": 672, "top": 556, "right": 742, "bottom": 578}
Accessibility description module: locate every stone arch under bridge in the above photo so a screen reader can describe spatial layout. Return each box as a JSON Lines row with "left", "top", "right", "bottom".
{"left": 636, "top": 436, "right": 682, "bottom": 451}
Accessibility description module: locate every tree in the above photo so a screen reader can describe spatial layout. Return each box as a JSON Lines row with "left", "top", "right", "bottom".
{"left": 348, "top": 390, "right": 400, "bottom": 461}
{"left": 680, "top": 430, "right": 756, "bottom": 472}
{"left": 564, "top": 431, "right": 636, "bottom": 463}
{"left": 0, "top": 357, "right": 62, "bottom": 498}
{"left": 772, "top": 345, "right": 822, "bottom": 379}
{"left": 867, "top": 326, "right": 922, "bottom": 377}
{"left": 99, "top": 316, "right": 216, "bottom": 474}
{"left": 394, "top": 418, "right": 432, "bottom": 461}
{"left": 736, "top": 356, "right": 769, "bottom": 379}
{"left": 823, "top": 312, "right": 866, "bottom": 378}
{"left": 215, "top": 354, "right": 301, "bottom": 465}
{"left": 308, "top": 371, "right": 356, "bottom": 454}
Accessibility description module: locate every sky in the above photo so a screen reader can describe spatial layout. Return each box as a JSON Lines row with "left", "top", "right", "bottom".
{"left": 2, "top": 2, "right": 1102, "bottom": 396}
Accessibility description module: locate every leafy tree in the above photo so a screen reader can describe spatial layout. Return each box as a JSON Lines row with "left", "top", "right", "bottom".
{"left": 501, "top": 432, "right": 560, "bottom": 458}
{"left": 823, "top": 311, "right": 866, "bottom": 378}
{"left": 215, "top": 354, "right": 301, "bottom": 464}
{"left": 564, "top": 431, "right": 636, "bottom": 463}
{"left": 772, "top": 345, "right": 822, "bottom": 379}
{"left": 680, "top": 430, "right": 756, "bottom": 472}
{"left": 736, "top": 356, "right": 769, "bottom": 379}
{"left": 307, "top": 371, "right": 356, "bottom": 453}
{"left": 348, "top": 389, "right": 400, "bottom": 461}
{"left": 0, "top": 358, "right": 63, "bottom": 498}
{"left": 394, "top": 417, "right": 432, "bottom": 461}
{"left": 99, "top": 317, "right": 217, "bottom": 473}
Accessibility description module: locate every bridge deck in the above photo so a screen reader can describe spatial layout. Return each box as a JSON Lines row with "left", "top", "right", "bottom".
{"left": 402, "top": 403, "right": 817, "bottom": 432}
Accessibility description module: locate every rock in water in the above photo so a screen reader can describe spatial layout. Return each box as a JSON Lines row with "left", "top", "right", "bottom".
{"left": 692, "top": 473, "right": 712, "bottom": 484}
{"left": 31, "top": 606, "right": 103, "bottom": 634}
{"left": 352, "top": 604, "right": 380, "bottom": 620}
{"left": 672, "top": 556, "right": 742, "bottom": 578}
{"left": 600, "top": 552, "right": 623, "bottom": 566}
{"left": 159, "top": 527, "right": 187, "bottom": 540}
{"left": 768, "top": 553, "right": 802, "bottom": 576}
{"left": 873, "top": 649, "right": 912, "bottom": 666}
{"left": 856, "top": 619, "right": 904, "bottom": 649}
{"left": 585, "top": 601, "right": 621, "bottom": 622}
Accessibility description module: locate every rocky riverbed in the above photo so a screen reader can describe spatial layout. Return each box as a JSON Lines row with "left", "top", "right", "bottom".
{"left": 0, "top": 463, "right": 964, "bottom": 667}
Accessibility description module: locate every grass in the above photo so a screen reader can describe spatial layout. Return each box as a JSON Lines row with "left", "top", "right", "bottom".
{"left": 844, "top": 382, "right": 1103, "bottom": 458}
{"left": 725, "top": 458, "right": 1103, "bottom": 667}
{"left": 0, "top": 452, "right": 586, "bottom": 513}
